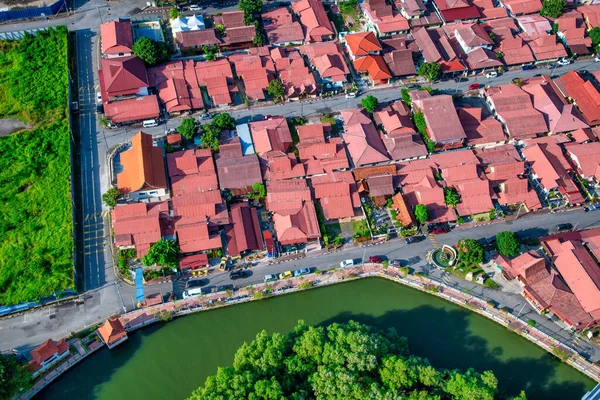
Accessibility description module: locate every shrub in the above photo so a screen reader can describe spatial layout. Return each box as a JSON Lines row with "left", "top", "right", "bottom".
{"left": 414, "top": 204, "right": 429, "bottom": 223}
{"left": 484, "top": 279, "right": 499, "bottom": 289}
{"left": 361, "top": 95, "right": 378, "bottom": 113}
{"left": 157, "top": 310, "right": 174, "bottom": 322}
{"left": 418, "top": 62, "right": 441, "bottom": 81}
{"left": 298, "top": 281, "right": 313, "bottom": 290}
{"left": 456, "top": 239, "right": 485, "bottom": 268}
{"left": 102, "top": 187, "right": 121, "bottom": 208}
{"left": 527, "top": 319, "right": 536, "bottom": 328}
{"left": 254, "top": 291, "right": 266, "bottom": 300}
{"left": 496, "top": 231, "right": 520, "bottom": 257}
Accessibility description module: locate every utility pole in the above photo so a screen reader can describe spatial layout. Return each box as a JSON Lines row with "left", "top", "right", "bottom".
{"left": 516, "top": 302, "right": 527, "bottom": 319}
{"left": 515, "top": 202, "right": 525, "bottom": 220}
{"left": 114, "top": 281, "right": 126, "bottom": 313}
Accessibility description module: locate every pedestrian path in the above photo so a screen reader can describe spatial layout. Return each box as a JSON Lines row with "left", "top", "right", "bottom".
{"left": 428, "top": 234, "right": 440, "bottom": 249}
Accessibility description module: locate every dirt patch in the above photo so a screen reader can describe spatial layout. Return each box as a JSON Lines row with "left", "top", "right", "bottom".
{"left": 0, "top": 118, "right": 30, "bottom": 136}
{"left": 0, "top": 0, "right": 48, "bottom": 9}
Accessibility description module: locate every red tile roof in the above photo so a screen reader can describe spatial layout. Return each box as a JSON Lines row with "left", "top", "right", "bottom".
{"left": 341, "top": 108, "right": 390, "bottom": 166}
{"left": 249, "top": 117, "right": 293, "bottom": 157}
{"left": 265, "top": 153, "right": 305, "bottom": 180}
{"left": 565, "top": 142, "right": 600, "bottom": 180}
{"left": 112, "top": 202, "right": 168, "bottom": 257}
{"left": 435, "top": 0, "right": 481, "bottom": 22}
{"left": 117, "top": 131, "right": 166, "bottom": 194}
{"left": 167, "top": 148, "right": 219, "bottom": 196}
{"left": 213, "top": 11, "right": 245, "bottom": 28}
{"left": 300, "top": 42, "right": 350, "bottom": 82}
{"left": 473, "top": 0, "right": 508, "bottom": 19}
{"left": 179, "top": 253, "right": 209, "bottom": 269}
{"left": 556, "top": 11, "right": 592, "bottom": 55}
{"left": 501, "top": 0, "right": 541, "bottom": 15}
{"left": 222, "top": 25, "right": 256, "bottom": 45}
{"left": 458, "top": 107, "right": 506, "bottom": 145}
{"left": 312, "top": 171, "right": 360, "bottom": 220}
{"left": 216, "top": 138, "right": 262, "bottom": 192}
{"left": 227, "top": 203, "right": 263, "bottom": 255}
{"left": 498, "top": 32, "right": 536, "bottom": 66}
{"left": 484, "top": 84, "right": 548, "bottom": 139}
{"left": 362, "top": 0, "right": 410, "bottom": 33}
{"left": 30, "top": 339, "right": 68, "bottom": 365}
{"left": 229, "top": 53, "right": 273, "bottom": 100}
{"left": 403, "top": 176, "right": 457, "bottom": 223}
{"left": 367, "top": 174, "right": 395, "bottom": 196}
{"left": 263, "top": 7, "right": 305, "bottom": 44}
{"left": 345, "top": 32, "right": 382, "bottom": 57}
{"left": 100, "top": 56, "right": 148, "bottom": 97}
{"left": 194, "top": 58, "right": 234, "bottom": 106}
{"left": 354, "top": 55, "right": 393, "bottom": 84}
{"left": 100, "top": 19, "right": 133, "bottom": 55}
{"left": 98, "top": 317, "right": 127, "bottom": 346}
{"left": 413, "top": 27, "right": 466, "bottom": 73}
{"left": 454, "top": 178, "right": 494, "bottom": 216}
{"left": 520, "top": 33, "right": 567, "bottom": 62}
{"left": 104, "top": 95, "right": 160, "bottom": 124}
{"left": 579, "top": 5, "right": 600, "bottom": 29}
{"left": 291, "top": 0, "right": 335, "bottom": 41}
{"left": 175, "top": 29, "right": 221, "bottom": 49}
{"left": 413, "top": 94, "right": 466, "bottom": 144}
{"left": 267, "top": 179, "right": 313, "bottom": 213}
{"left": 555, "top": 71, "right": 600, "bottom": 126}
{"left": 297, "top": 124, "right": 349, "bottom": 175}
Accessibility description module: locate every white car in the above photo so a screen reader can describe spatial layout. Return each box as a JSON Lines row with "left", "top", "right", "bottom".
{"left": 594, "top": 55, "right": 600, "bottom": 62}
{"left": 557, "top": 58, "right": 571, "bottom": 66}
{"left": 340, "top": 259, "right": 354, "bottom": 268}
{"left": 485, "top": 71, "right": 498, "bottom": 78}
{"left": 96, "top": 92, "right": 102, "bottom": 103}
{"left": 345, "top": 92, "right": 357, "bottom": 99}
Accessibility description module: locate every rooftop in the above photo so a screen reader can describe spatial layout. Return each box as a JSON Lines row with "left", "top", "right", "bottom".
{"left": 117, "top": 131, "right": 166, "bottom": 194}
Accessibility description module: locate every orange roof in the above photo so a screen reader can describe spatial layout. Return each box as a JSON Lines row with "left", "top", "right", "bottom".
{"left": 30, "top": 339, "right": 69, "bottom": 365}
{"left": 345, "top": 32, "right": 382, "bottom": 56}
{"left": 97, "top": 317, "right": 127, "bottom": 346}
{"left": 104, "top": 95, "right": 160, "bottom": 124}
{"left": 291, "top": 0, "right": 335, "bottom": 41}
{"left": 555, "top": 71, "right": 600, "bottom": 126}
{"left": 354, "top": 55, "right": 392, "bottom": 83}
{"left": 117, "top": 131, "right": 167, "bottom": 194}
{"left": 391, "top": 193, "right": 415, "bottom": 227}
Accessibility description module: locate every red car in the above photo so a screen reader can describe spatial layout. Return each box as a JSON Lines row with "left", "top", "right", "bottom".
{"left": 468, "top": 83, "right": 481, "bottom": 90}
{"left": 431, "top": 227, "right": 448, "bottom": 235}
{"left": 369, "top": 256, "right": 385, "bottom": 263}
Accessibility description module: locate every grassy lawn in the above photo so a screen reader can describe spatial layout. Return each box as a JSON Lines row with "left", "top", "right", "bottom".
{"left": 0, "top": 28, "right": 73, "bottom": 305}
{"left": 451, "top": 264, "right": 485, "bottom": 280}
{"left": 324, "top": 221, "right": 341, "bottom": 239}
{"left": 326, "top": 2, "right": 361, "bottom": 33}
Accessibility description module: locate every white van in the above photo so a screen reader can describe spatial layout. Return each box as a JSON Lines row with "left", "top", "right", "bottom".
{"left": 340, "top": 259, "right": 354, "bottom": 268}
{"left": 182, "top": 287, "right": 203, "bottom": 299}
{"left": 189, "top": 4, "right": 201, "bottom": 11}
{"left": 485, "top": 71, "right": 498, "bottom": 78}
{"left": 142, "top": 119, "right": 158, "bottom": 128}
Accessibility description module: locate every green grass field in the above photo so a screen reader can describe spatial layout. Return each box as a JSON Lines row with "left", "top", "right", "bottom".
{"left": 0, "top": 27, "right": 74, "bottom": 305}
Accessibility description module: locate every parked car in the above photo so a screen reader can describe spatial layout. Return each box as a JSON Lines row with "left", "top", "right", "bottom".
{"left": 219, "top": 257, "right": 229, "bottom": 271}
{"left": 186, "top": 278, "right": 208, "bottom": 289}
{"left": 293, "top": 268, "right": 311, "bottom": 277}
{"left": 585, "top": 205, "right": 596, "bottom": 212}
{"left": 368, "top": 255, "right": 385, "bottom": 263}
{"left": 263, "top": 115, "right": 273, "bottom": 120}
{"left": 468, "top": 83, "right": 481, "bottom": 90}
{"left": 229, "top": 270, "right": 248, "bottom": 280}
{"left": 189, "top": 4, "right": 201, "bottom": 11}
{"left": 279, "top": 271, "right": 293, "bottom": 279}
{"left": 557, "top": 58, "right": 571, "bottom": 66}
{"left": 405, "top": 235, "right": 424, "bottom": 244}
{"left": 406, "top": 84, "right": 420, "bottom": 89}
{"left": 554, "top": 223, "right": 573, "bottom": 232}
{"left": 264, "top": 274, "right": 279, "bottom": 283}
{"left": 485, "top": 71, "right": 498, "bottom": 78}
{"left": 595, "top": 55, "right": 600, "bottom": 62}
{"left": 521, "top": 64, "right": 535, "bottom": 71}
{"left": 454, "top": 77, "right": 466, "bottom": 83}
{"left": 96, "top": 92, "right": 102, "bottom": 103}
{"left": 345, "top": 92, "right": 357, "bottom": 98}
{"left": 389, "top": 259, "right": 404, "bottom": 267}
{"left": 431, "top": 227, "right": 448, "bottom": 235}
{"left": 340, "top": 259, "right": 354, "bottom": 268}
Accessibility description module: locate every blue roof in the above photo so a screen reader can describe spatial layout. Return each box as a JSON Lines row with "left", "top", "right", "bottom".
{"left": 236, "top": 123, "right": 255, "bottom": 156}
{"left": 135, "top": 268, "right": 145, "bottom": 302}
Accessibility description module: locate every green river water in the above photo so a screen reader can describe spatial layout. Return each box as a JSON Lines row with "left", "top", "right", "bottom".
{"left": 38, "top": 278, "right": 595, "bottom": 400}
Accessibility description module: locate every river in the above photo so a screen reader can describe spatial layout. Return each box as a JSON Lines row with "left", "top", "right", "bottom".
{"left": 37, "top": 278, "right": 595, "bottom": 400}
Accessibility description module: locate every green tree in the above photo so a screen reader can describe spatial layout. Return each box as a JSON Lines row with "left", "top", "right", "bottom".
{"left": 361, "top": 95, "right": 379, "bottom": 113}
{"left": 418, "top": 62, "right": 441, "bottom": 82}
{"left": 456, "top": 239, "right": 485, "bottom": 268}
{"left": 132, "top": 37, "right": 167, "bottom": 66}
{"left": 201, "top": 123, "right": 221, "bottom": 151}
{"left": 401, "top": 88, "right": 412, "bottom": 106}
{"left": 496, "top": 231, "right": 520, "bottom": 257}
{"left": 178, "top": 117, "right": 197, "bottom": 140}
{"left": 590, "top": 27, "right": 600, "bottom": 49}
{"left": 527, "top": 319, "right": 536, "bottom": 327}
{"left": 212, "top": 113, "right": 236, "bottom": 130}
{"left": 102, "top": 187, "right": 120, "bottom": 208}
{"left": 248, "top": 182, "right": 266, "bottom": 199}
{"left": 267, "top": 78, "right": 285, "bottom": 102}
{"left": 169, "top": 8, "right": 182, "bottom": 19}
{"left": 253, "top": 32, "right": 264, "bottom": 47}
{"left": 0, "top": 353, "right": 32, "bottom": 399}
{"left": 540, "top": 0, "right": 565, "bottom": 18}
{"left": 202, "top": 45, "right": 218, "bottom": 61}
{"left": 189, "top": 320, "right": 519, "bottom": 400}
{"left": 215, "top": 24, "right": 226, "bottom": 36}
{"left": 141, "top": 239, "right": 180, "bottom": 268}
{"left": 239, "top": 0, "right": 263, "bottom": 24}
{"left": 414, "top": 204, "right": 429, "bottom": 223}
{"left": 444, "top": 187, "right": 459, "bottom": 206}
{"left": 413, "top": 111, "right": 435, "bottom": 152}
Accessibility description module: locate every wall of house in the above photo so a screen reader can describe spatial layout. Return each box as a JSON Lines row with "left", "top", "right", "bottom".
{"left": 129, "top": 188, "right": 167, "bottom": 201}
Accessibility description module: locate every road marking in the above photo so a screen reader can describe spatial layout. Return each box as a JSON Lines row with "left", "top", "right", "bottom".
{"left": 84, "top": 222, "right": 103, "bottom": 228}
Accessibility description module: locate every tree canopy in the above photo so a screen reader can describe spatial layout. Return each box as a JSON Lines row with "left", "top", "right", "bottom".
{"left": 401, "top": 88, "right": 412, "bottom": 106}
{"left": 418, "top": 62, "right": 441, "bottom": 82}
{"left": 102, "top": 187, "right": 121, "bottom": 208}
{"left": 212, "top": 113, "right": 236, "bottom": 131}
{"left": 540, "top": 0, "right": 565, "bottom": 18}
{"left": 496, "top": 231, "right": 520, "bottom": 257}
{"left": 239, "top": 0, "right": 263, "bottom": 24}
{"left": 444, "top": 187, "right": 459, "bottom": 206}
{"left": 142, "top": 239, "right": 180, "bottom": 268}
{"left": 178, "top": 117, "right": 197, "bottom": 140}
{"left": 267, "top": 79, "right": 285, "bottom": 102}
{"left": 201, "top": 124, "right": 221, "bottom": 152}
{"left": 414, "top": 204, "right": 429, "bottom": 223}
{"left": 169, "top": 8, "right": 182, "bottom": 19}
{"left": 590, "top": 27, "right": 600, "bottom": 49}
{"left": 361, "top": 95, "right": 379, "bottom": 113}
{"left": 190, "top": 320, "right": 523, "bottom": 400}
{"left": 0, "top": 353, "right": 32, "bottom": 399}
{"left": 456, "top": 239, "right": 485, "bottom": 268}
{"left": 132, "top": 37, "right": 171, "bottom": 66}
